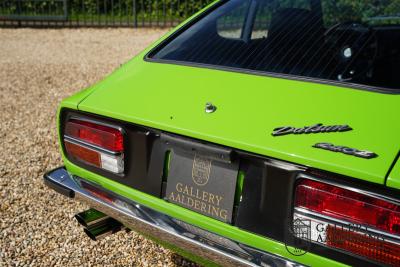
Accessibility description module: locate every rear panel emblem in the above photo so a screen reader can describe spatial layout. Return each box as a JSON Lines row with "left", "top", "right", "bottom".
{"left": 192, "top": 154, "right": 212, "bottom": 186}
{"left": 272, "top": 123, "right": 352, "bottom": 136}
{"left": 313, "top": 143, "right": 377, "bottom": 159}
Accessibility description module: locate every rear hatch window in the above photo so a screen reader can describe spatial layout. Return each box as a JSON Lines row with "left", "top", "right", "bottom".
{"left": 149, "top": 0, "right": 400, "bottom": 93}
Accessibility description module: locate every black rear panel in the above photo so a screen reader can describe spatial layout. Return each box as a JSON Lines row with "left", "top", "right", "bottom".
{"left": 61, "top": 110, "right": 164, "bottom": 196}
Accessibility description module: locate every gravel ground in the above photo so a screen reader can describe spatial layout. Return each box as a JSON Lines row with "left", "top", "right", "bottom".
{"left": 0, "top": 28, "right": 198, "bottom": 267}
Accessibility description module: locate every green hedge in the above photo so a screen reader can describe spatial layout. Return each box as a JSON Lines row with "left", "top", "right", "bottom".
{"left": 3, "top": 0, "right": 399, "bottom": 26}
{"left": 72, "top": 0, "right": 213, "bottom": 16}
{"left": 1, "top": 0, "right": 214, "bottom": 20}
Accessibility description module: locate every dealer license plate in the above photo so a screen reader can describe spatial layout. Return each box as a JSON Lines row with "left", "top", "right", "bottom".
{"left": 165, "top": 149, "right": 238, "bottom": 223}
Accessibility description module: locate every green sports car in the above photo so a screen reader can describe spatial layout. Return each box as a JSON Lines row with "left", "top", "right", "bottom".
{"left": 44, "top": 0, "right": 400, "bottom": 266}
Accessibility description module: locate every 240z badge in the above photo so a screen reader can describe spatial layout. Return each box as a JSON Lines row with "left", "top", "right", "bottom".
{"left": 272, "top": 123, "right": 352, "bottom": 136}
{"left": 313, "top": 143, "right": 377, "bottom": 159}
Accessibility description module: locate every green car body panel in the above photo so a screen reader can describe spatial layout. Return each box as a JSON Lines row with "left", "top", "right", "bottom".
{"left": 388, "top": 159, "right": 400, "bottom": 190}
{"left": 54, "top": 1, "right": 400, "bottom": 266}
{"left": 75, "top": 54, "right": 400, "bottom": 185}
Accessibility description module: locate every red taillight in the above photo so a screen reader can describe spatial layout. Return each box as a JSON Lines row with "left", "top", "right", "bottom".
{"left": 64, "top": 118, "right": 124, "bottom": 174}
{"left": 81, "top": 181, "right": 114, "bottom": 203}
{"left": 294, "top": 178, "right": 400, "bottom": 266}
{"left": 80, "top": 180, "right": 132, "bottom": 212}
{"left": 65, "top": 119, "right": 123, "bottom": 152}
{"left": 295, "top": 179, "right": 400, "bottom": 235}
{"left": 65, "top": 141, "right": 101, "bottom": 167}
{"left": 327, "top": 226, "right": 400, "bottom": 266}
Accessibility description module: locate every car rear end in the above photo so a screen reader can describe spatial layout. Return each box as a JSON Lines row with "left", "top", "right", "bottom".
{"left": 44, "top": 0, "right": 400, "bottom": 266}
{"left": 45, "top": 105, "right": 400, "bottom": 266}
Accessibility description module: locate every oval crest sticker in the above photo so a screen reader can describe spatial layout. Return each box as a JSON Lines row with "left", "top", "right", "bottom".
{"left": 192, "top": 154, "right": 212, "bottom": 186}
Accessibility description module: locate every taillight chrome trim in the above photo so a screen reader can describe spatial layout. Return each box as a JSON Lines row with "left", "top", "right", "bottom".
{"left": 63, "top": 116, "right": 125, "bottom": 175}
{"left": 64, "top": 135, "right": 122, "bottom": 156}
{"left": 64, "top": 116, "right": 125, "bottom": 152}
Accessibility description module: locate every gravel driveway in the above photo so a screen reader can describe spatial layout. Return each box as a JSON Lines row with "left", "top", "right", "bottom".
{"left": 0, "top": 28, "right": 198, "bottom": 266}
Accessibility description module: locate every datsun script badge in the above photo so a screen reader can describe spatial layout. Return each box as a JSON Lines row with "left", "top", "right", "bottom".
{"left": 272, "top": 123, "right": 352, "bottom": 136}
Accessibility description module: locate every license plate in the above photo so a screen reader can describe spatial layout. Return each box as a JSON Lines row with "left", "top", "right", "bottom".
{"left": 165, "top": 149, "right": 238, "bottom": 223}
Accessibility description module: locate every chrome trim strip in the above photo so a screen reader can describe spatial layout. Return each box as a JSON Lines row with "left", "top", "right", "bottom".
{"left": 69, "top": 116, "right": 125, "bottom": 133}
{"left": 44, "top": 167, "right": 305, "bottom": 267}
{"left": 64, "top": 136, "right": 121, "bottom": 156}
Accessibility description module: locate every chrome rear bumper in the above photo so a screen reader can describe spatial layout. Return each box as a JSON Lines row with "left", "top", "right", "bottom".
{"left": 44, "top": 167, "right": 305, "bottom": 267}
